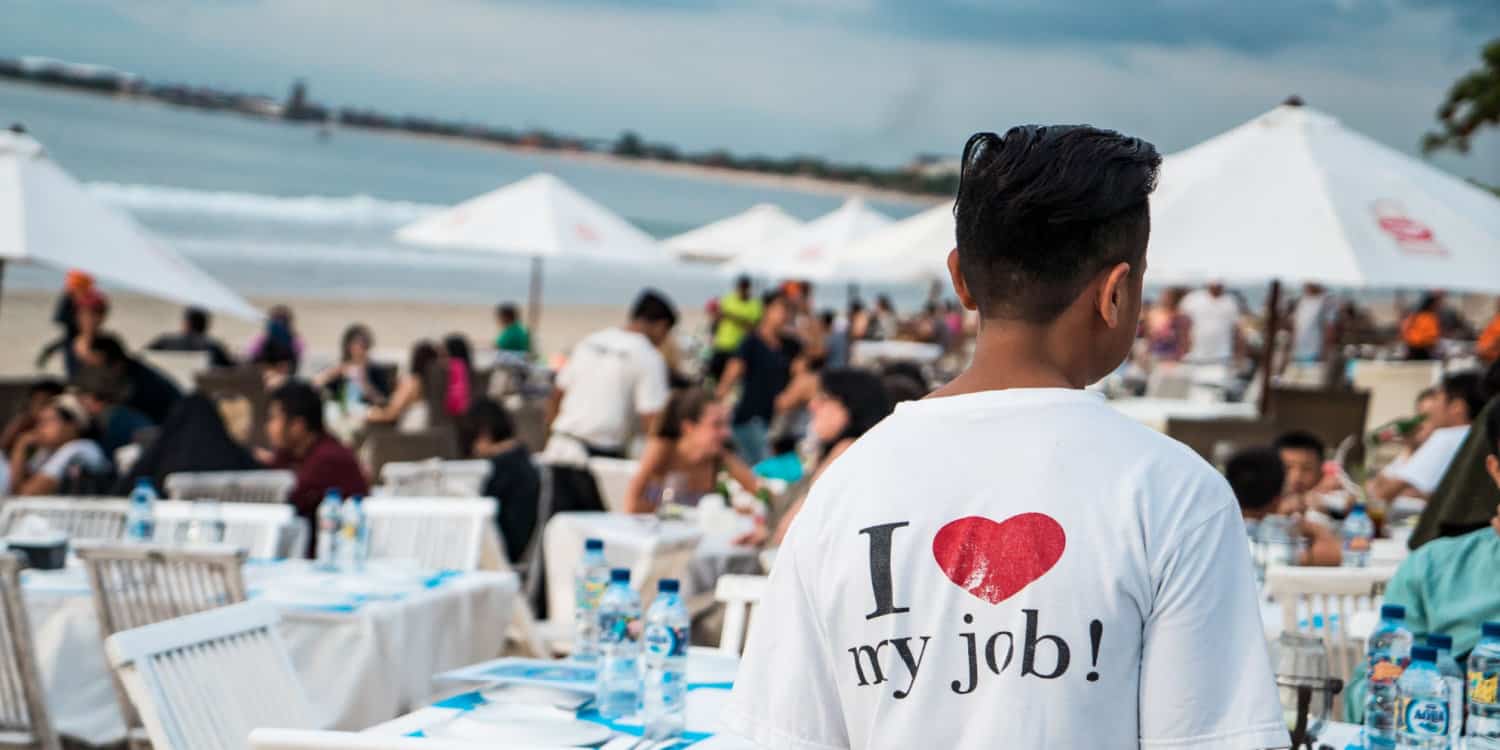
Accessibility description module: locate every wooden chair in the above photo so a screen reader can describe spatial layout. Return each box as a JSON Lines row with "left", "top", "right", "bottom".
{"left": 359, "top": 427, "right": 458, "bottom": 481}
{"left": 138, "top": 351, "right": 211, "bottom": 392}
{"left": 151, "top": 502, "right": 298, "bottom": 559}
{"left": 376, "top": 459, "right": 491, "bottom": 498}
{"left": 584, "top": 457, "right": 636, "bottom": 514}
{"left": 0, "top": 552, "right": 61, "bottom": 750}
{"left": 0, "top": 497, "right": 129, "bottom": 540}
{"left": 250, "top": 729, "right": 487, "bottom": 749}
{"left": 1266, "top": 386, "right": 1370, "bottom": 460}
{"left": 1265, "top": 564, "right": 1398, "bottom": 690}
{"left": 1164, "top": 417, "right": 1281, "bottom": 464}
{"left": 361, "top": 498, "right": 497, "bottom": 572}
{"left": 714, "top": 574, "right": 767, "bottom": 657}
{"left": 76, "top": 542, "right": 249, "bottom": 748}
{"left": 195, "top": 368, "right": 269, "bottom": 446}
{"left": 164, "top": 470, "right": 297, "bottom": 505}
{"left": 105, "top": 601, "right": 315, "bottom": 750}
{"left": 0, "top": 378, "right": 41, "bottom": 433}
{"left": 1349, "top": 360, "right": 1442, "bottom": 434}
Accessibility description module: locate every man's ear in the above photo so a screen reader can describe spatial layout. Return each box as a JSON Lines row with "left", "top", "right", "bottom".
{"left": 948, "top": 249, "right": 977, "bottom": 312}
{"left": 1486, "top": 454, "right": 1500, "bottom": 487}
{"left": 1095, "top": 262, "right": 1133, "bottom": 329}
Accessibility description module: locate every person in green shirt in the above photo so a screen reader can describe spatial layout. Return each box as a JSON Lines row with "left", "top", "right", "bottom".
{"left": 1344, "top": 401, "right": 1500, "bottom": 721}
{"left": 709, "top": 276, "right": 762, "bottom": 379}
{"left": 495, "top": 303, "right": 531, "bottom": 356}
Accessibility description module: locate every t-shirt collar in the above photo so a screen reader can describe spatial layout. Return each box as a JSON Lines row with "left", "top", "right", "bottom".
{"left": 896, "top": 387, "right": 1104, "bottom": 417}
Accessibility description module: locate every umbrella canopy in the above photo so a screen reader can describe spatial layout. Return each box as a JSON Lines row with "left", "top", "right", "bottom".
{"left": 395, "top": 172, "right": 663, "bottom": 262}
{"left": 1147, "top": 103, "right": 1500, "bottom": 292}
{"left": 725, "top": 198, "right": 893, "bottom": 282}
{"left": 0, "top": 130, "right": 259, "bottom": 319}
{"left": 832, "top": 200, "right": 955, "bottom": 283}
{"left": 664, "top": 203, "right": 803, "bottom": 264}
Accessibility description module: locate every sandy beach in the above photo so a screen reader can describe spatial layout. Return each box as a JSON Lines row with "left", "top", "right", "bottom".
{"left": 0, "top": 289, "right": 707, "bottom": 378}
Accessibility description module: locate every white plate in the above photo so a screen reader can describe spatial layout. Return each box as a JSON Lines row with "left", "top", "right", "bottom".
{"left": 430, "top": 711, "right": 613, "bottom": 746}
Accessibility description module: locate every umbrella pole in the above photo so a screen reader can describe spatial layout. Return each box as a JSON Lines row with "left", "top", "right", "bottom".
{"left": 527, "top": 256, "right": 544, "bottom": 335}
{"left": 0, "top": 258, "right": 6, "bottom": 320}
{"left": 1258, "top": 279, "right": 1282, "bottom": 416}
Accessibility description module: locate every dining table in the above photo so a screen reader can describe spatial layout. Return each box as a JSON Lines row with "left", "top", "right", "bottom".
{"left": 22, "top": 557, "right": 519, "bottom": 746}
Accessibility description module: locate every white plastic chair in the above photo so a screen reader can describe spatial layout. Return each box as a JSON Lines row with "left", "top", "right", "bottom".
{"left": 0, "top": 552, "right": 61, "bottom": 750}
{"left": 585, "top": 457, "right": 637, "bottom": 513}
{"left": 361, "top": 498, "right": 498, "bottom": 572}
{"left": 714, "top": 574, "right": 767, "bottom": 656}
{"left": 249, "top": 729, "right": 489, "bottom": 749}
{"left": 151, "top": 501, "right": 299, "bottom": 559}
{"left": 0, "top": 497, "right": 129, "bottom": 540}
{"left": 165, "top": 470, "right": 298, "bottom": 505}
{"left": 541, "top": 515, "right": 704, "bottom": 636}
{"left": 106, "top": 601, "right": 316, "bottom": 750}
{"left": 1265, "top": 564, "right": 1398, "bottom": 688}
{"left": 376, "top": 459, "right": 492, "bottom": 498}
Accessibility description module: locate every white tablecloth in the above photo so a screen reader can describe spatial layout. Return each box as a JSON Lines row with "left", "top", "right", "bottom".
{"left": 23, "top": 559, "right": 518, "bottom": 745}
{"left": 1106, "top": 397, "right": 1259, "bottom": 432}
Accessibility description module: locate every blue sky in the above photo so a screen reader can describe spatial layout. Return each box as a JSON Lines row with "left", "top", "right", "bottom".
{"left": 4, "top": 0, "right": 1498, "bottom": 181}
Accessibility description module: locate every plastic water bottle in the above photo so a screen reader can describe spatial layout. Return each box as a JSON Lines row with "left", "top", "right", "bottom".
{"left": 1367, "top": 604, "right": 1416, "bottom": 749}
{"left": 642, "top": 578, "right": 689, "bottom": 740}
{"left": 1341, "top": 504, "right": 1374, "bottom": 567}
{"left": 1397, "top": 646, "right": 1451, "bottom": 749}
{"left": 1468, "top": 621, "right": 1500, "bottom": 748}
{"left": 596, "top": 568, "right": 642, "bottom": 720}
{"left": 338, "top": 496, "right": 368, "bottom": 572}
{"left": 126, "top": 478, "right": 157, "bottom": 542}
{"left": 573, "top": 539, "right": 609, "bottom": 659}
{"left": 1427, "top": 634, "right": 1465, "bottom": 746}
{"left": 195, "top": 500, "right": 227, "bottom": 544}
{"left": 315, "top": 490, "right": 342, "bottom": 569}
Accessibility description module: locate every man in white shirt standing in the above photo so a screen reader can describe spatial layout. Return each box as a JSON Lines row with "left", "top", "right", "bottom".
{"left": 726, "top": 126, "right": 1287, "bottom": 749}
{"left": 1370, "top": 370, "right": 1485, "bottom": 502}
{"left": 1180, "top": 281, "right": 1243, "bottom": 364}
{"left": 1289, "top": 282, "right": 1336, "bottom": 364}
{"left": 545, "top": 289, "right": 675, "bottom": 459}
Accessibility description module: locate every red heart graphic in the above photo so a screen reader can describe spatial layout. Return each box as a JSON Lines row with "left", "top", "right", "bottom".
{"left": 932, "top": 514, "right": 1066, "bottom": 604}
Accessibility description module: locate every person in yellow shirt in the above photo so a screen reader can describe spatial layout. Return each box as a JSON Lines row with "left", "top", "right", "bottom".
{"left": 710, "top": 275, "right": 762, "bottom": 379}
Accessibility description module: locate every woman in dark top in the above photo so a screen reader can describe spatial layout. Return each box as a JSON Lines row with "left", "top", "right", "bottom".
{"left": 316, "top": 324, "right": 393, "bottom": 406}
{"left": 114, "top": 394, "right": 260, "bottom": 493}
{"left": 464, "top": 398, "right": 540, "bottom": 564}
{"left": 367, "top": 340, "right": 439, "bottom": 427}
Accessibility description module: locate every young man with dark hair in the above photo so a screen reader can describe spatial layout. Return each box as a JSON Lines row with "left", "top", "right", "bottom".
{"left": 1370, "top": 370, "right": 1485, "bottom": 502}
{"left": 1228, "top": 446, "right": 1342, "bottom": 566}
{"left": 727, "top": 126, "right": 1286, "bottom": 749}
{"left": 1273, "top": 430, "right": 1326, "bottom": 512}
{"left": 148, "top": 306, "right": 234, "bottom": 368}
{"left": 717, "top": 289, "right": 792, "bottom": 465}
{"left": 465, "top": 398, "right": 540, "bottom": 564}
{"left": 86, "top": 334, "right": 183, "bottom": 425}
{"left": 264, "top": 381, "right": 368, "bottom": 553}
{"left": 72, "top": 367, "right": 154, "bottom": 457}
{"left": 494, "top": 303, "right": 531, "bottom": 356}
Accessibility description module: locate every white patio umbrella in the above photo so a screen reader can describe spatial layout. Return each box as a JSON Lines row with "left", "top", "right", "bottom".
{"left": 664, "top": 203, "right": 803, "bottom": 264}
{"left": 394, "top": 172, "right": 665, "bottom": 330}
{"left": 0, "top": 129, "right": 259, "bottom": 319}
{"left": 724, "top": 198, "right": 894, "bottom": 282}
{"left": 832, "top": 200, "right": 955, "bottom": 284}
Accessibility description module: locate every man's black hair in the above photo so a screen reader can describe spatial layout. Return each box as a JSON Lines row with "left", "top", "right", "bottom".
{"left": 954, "top": 125, "right": 1161, "bottom": 323}
{"left": 29, "top": 379, "right": 64, "bottom": 400}
{"left": 497, "top": 303, "right": 519, "bottom": 323}
{"left": 464, "top": 398, "right": 516, "bottom": 444}
{"left": 89, "top": 334, "right": 130, "bottom": 367}
{"left": 761, "top": 289, "right": 786, "bottom": 309}
{"left": 1486, "top": 399, "right": 1500, "bottom": 458}
{"left": 269, "top": 380, "right": 325, "bottom": 435}
{"left": 185, "top": 307, "right": 210, "bottom": 335}
{"left": 1225, "top": 447, "right": 1285, "bottom": 513}
{"left": 819, "top": 309, "right": 836, "bottom": 328}
{"left": 1273, "top": 430, "right": 1326, "bottom": 462}
{"left": 630, "top": 289, "right": 678, "bottom": 328}
{"left": 735, "top": 275, "right": 752, "bottom": 292}
{"left": 1440, "top": 370, "right": 1485, "bottom": 423}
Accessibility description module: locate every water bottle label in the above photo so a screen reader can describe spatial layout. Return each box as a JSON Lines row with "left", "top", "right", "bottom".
{"left": 599, "top": 613, "right": 639, "bottom": 643}
{"left": 576, "top": 580, "right": 606, "bottom": 609}
{"left": 1471, "top": 670, "right": 1499, "bottom": 705}
{"left": 1400, "top": 698, "right": 1448, "bottom": 736}
{"left": 644, "top": 624, "right": 687, "bottom": 658}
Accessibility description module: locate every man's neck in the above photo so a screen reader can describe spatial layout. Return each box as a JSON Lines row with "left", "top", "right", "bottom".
{"left": 930, "top": 319, "right": 1092, "bottom": 397}
{"left": 290, "top": 433, "right": 323, "bottom": 460}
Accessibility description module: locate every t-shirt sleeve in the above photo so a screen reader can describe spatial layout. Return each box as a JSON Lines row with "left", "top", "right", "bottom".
{"left": 1139, "top": 502, "right": 1290, "bottom": 749}
{"left": 1386, "top": 433, "right": 1460, "bottom": 494}
{"left": 38, "top": 441, "right": 107, "bottom": 480}
{"left": 633, "top": 348, "right": 670, "bottom": 416}
{"left": 1381, "top": 547, "right": 1430, "bottom": 635}
{"left": 724, "top": 542, "right": 850, "bottom": 750}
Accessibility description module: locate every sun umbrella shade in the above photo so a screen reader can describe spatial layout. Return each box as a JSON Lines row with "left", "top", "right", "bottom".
{"left": 0, "top": 130, "right": 259, "bottom": 319}
{"left": 1146, "top": 104, "right": 1500, "bottom": 292}
{"left": 832, "top": 200, "right": 955, "bottom": 284}
{"left": 664, "top": 203, "right": 803, "bottom": 264}
{"left": 395, "top": 172, "right": 663, "bottom": 262}
{"left": 725, "top": 198, "right": 894, "bottom": 282}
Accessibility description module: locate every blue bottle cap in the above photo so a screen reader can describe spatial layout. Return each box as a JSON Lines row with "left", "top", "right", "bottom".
{"left": 585, "top": 539, "right": 604, "bottom": 552}
{"left": 658, "top": 578, "right": 679, "bottom": 593}
{"left": 1410, "top": 646, "right": 1436, "bottom": 664}
{"left": 1350, "top": 503, "right": 1367, "bottom": 513}
{"left": 1483, "top": 622, "right": 1500, "bottom": 639}
{"left": 1380, "top": 604, "right": 1406, "bottom": 620}
{"left": 324, "top": 489, "right": 341, "bottom": 500}
{"left": 609, "top": 568, "right": 630, "bottom": 584}
{"left": 135, "top": 477, "right": 152, "bottom": 488}
{"left": 1427, "top": 633, "right": 1453, "bottom": 650}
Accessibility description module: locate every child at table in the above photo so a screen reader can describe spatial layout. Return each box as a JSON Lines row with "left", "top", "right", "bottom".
{"left": 1227, "top": 446, "right": 1342, "bottom": 566}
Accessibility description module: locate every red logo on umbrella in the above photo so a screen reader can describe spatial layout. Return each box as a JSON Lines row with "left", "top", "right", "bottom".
{"left": 574, "top": 223, "right": 599, "bottom": 243}
{"left": 1372, "top": 200, "right": 1445, "bottom": 256}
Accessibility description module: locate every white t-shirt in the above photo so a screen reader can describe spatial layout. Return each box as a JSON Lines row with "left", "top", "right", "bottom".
{"left": 1180, "top": 290, "right": 1241, "bottom": 363}
{"left": 1384, "top": 425, "right": 1469, "bottom": 494}
{"left": 726, "top": 388, "right": 1286, "bottom": 750}
{"left": 30, "top": 439, "right": 110, "bottom": 481}
{"left": 551, "top": 327, "right": 669, "bottom": 451}
{"left": 1290, "top": 293, "right": 1334, "bottom": 362}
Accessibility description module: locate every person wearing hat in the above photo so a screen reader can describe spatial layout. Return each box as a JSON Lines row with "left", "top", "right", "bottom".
{"left": 64, "top": 288, "right": 110, "bottom": 377}
{"left": 73, "top": 367, "right": 154, "bottom": 457}
{"left": 5, "top": 394, "right": 110, "bottom": 495}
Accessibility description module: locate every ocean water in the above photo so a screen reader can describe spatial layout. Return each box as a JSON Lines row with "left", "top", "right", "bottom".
{"left": 0, "top": 81, "right": 930, "bottom": 307}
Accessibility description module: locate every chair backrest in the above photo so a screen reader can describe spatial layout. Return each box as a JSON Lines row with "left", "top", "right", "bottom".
{"left": 714, "top": 574, "right": 767, "bottom": 656}
{"left": 152, "top": 502, "right": 297, "bottom": 559}
{"left": 1265, "top": 564, "right": 1398, "bottom": 688}
{"left": 106, "top": 601, "right": 314, "bottom": 750}
{"left": 140, "top": 350, "right": 212, "bottom": 391}
{"left": 360, "top": 427, "right": 459, "bottom": 480}
{"left": 0, "top": 378, "right": 41, "bottom": 431}
{"left": 0, "top": 552, "right": 61, "bottom": 750}
{"left": 1164, "top": 418, "right": 1281, "bottom": 464}
{"left": 1267, "top": 387, "right": 1370, "bottom": 458}
{"left": 0, "top": 497, "right": 129, "bottom": 540}
{"left": 165, "top": 470, "right": 297, "bottom": 504}
{"left": 1350, "top": 360, "right": 1442, "bottom": 434}
{"left": 195, "top": 367, "right": 270, "bottom": 445}
{"left": 361, "top": 498, "right": 497, "bottom": 571}
{"left": 250, "top": 728, "right": 488, "bottom": 749}
{"left": 585, "top": 457, "right": 637, "bottom": 514}
{"left": 377, "top": 459, "right": 492, "bottom": 498}
{"left": 76, "top": 542, "right": 249, "bottom": 635}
